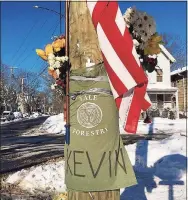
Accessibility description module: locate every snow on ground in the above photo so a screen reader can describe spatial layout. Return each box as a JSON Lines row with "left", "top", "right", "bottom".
{"left": 5, "top": 117, "right": 187, "bottom": 199}
{"left": 0, "top": 118, "right": 23, "bottom": 124}
{"left": 39, "top": 113, "right": 186, "bottom": 135}
{"left": 13, "top": 112, "right": 23, "bottom": 119}
{"left": 120, "top": 117, "right": 186, "bottom": 135}
{"left": 39, "top": 113, "right": 66, "bottom": 134}
{"left": 0, "top": 112, "right": 44, "bottom": 125}
{"left": 120, "top": 133, "right": 187, "bottom": 200}
{"left": 6, "top": 160, "right": 66, "bottom": 194}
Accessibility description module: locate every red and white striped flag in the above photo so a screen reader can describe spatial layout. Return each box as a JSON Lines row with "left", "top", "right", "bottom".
{"left": 87, "top": 1, "right": 151, "bottom": 134}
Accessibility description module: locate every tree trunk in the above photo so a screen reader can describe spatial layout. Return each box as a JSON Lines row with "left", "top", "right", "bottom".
{"left": 68, "top": 190, "right": 120, "bottom": 200}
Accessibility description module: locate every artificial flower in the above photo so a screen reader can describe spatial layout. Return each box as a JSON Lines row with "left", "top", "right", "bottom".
{"left": 55, "top": 57, "right": 61, "bottom": 62}
{"left": 48, "top": 68, "right": 58, "bottom": 79}
{"left": 133, "top": 39, "right": 139, "bottom": 47}
{"left": 144, "top": 33, "right": 163, "bottom": 55}
{"left": 52, "top": 38, "right": 66, "bottom": 52}
{"left": 56, "top": 69, "right": 60, "bottom": 77}
{"left": 48, "top": 66, "right": 54, "bottom": 71}
{"left": 45, "top": 44, "right": 53, "bottom": 56}
{"left": 36, "top": 49, "right": 48, "bottom": 61}
{"left": 54, "top": 61, "right": 61, "bottom": 69}
{"left": 48, "top": 59, "right": 55, "bottom": 66}
{"left": 48, "top": 53, "right": 55, "bottom": 61}
{"left": 123, "top": 7, "right": 133, "bottom": 27}
{"left": 51, "top": 84, "right": 56, "bottom": 90}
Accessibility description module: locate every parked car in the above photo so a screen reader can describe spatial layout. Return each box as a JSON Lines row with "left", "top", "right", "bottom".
{"left": 1, "top": 111, "right": 15, "bottom": 121}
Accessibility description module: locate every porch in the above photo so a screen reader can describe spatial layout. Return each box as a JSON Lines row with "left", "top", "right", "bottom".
{"left": 147, "top": 84, "right": 179, "bottom": 118}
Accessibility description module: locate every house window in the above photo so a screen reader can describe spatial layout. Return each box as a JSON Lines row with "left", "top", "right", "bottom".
{"left": 149, "top": 94, "right": 157, "bottom": 102}
{"left": 156, "top": 71, "right": 163, "bottom": 82}
{"left": 164, "top": 94, "right": 172, "bottom": 102}
{"left": 157, "top": 94, "right": 164, "bottom": 109}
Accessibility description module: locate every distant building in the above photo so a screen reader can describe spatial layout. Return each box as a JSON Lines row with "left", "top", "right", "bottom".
{"left": 171, "top": 66, "right": 187, "bottom": 114}
{"left": 146, "top": 44, "right": 179, "bottom": 117}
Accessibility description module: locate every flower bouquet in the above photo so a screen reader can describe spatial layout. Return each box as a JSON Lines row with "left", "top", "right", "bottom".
{"left": 123, "top": 7, "right": 164, "bottom": 74}
{"left": 36, "top": 35, "right": 69, "bottom": 94}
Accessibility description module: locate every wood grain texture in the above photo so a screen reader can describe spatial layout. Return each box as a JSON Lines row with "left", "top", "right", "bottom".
{"left": 69, "top": 1, "right": 103, "bottom": 70}
{"left": 68, "top": 190, "right": 120, "bottom": 200}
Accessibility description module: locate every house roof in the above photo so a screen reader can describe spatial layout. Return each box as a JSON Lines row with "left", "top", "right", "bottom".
{"left": 159, "top": 44, "right": 176, "bottom": 63}
{"left": 170, "top": 66, "right": 187, "bottom": 76}
{"left": 147, "top": 83, "right": 177, "bottom": 92}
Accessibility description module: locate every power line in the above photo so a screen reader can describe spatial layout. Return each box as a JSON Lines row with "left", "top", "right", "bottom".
{"left": 60, "top": 1, "right": 62, "bottom": 34}
{"left": 16, "top": 49, "right": 35, "bottom": 67}
{"left": 12, "top": 19, "right": 49, "bottom": 67}
{"left": 28, "top": 56, "right": 41, "bottom": 72}
{"left": 28, "top": 62, "right": 48, "bottom": 91}
{"left": 11, "top": 19, "right": 38, "bottom": 65}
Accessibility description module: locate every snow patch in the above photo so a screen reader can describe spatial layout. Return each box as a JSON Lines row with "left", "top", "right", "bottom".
{"left": 6, "top": 161, "right": 66, "bottom": 194}
{"left": 5, "top": 117, "right": 186, "bottom": 199}
{"left": 13, "top": 112, "right": 23, "bottom": 119}
{"left": 120, "top": 117, "right": 186, "bottom": 135}
{"left": 40, "top": 113, "right": 66, "bottom": 134}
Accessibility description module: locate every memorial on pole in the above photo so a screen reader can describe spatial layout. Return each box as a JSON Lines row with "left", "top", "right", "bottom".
{"left": 36, "top": 1, "right": 163, "bottom": 199}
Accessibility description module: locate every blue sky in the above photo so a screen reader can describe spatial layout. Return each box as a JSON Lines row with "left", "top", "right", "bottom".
{"left": 1, "top": 1, "right": 187, "bottom": 76}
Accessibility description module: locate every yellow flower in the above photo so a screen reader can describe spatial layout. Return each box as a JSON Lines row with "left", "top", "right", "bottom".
{"left": 36, "top": 49, "right": 47, "bottom": 61}
{"left": 45, "top": 44, "right": 54, "bottom": 56}
{"left": 52, "top": 38, "right": 66, "bottom": 52}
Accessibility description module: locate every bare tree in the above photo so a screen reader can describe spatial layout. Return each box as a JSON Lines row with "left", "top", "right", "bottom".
{"left": 161, "top": 33, "right": 186, "bottom": 71}
{"left": 0, "top": 64, "right": 18, "bottom": 112}
{"left": 41, "top": 73, "right": 64, "bottom": 114}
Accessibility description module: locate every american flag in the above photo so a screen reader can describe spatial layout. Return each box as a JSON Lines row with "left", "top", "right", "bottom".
{"left": 87, "top": 1, "right": 151, "bottom": 134}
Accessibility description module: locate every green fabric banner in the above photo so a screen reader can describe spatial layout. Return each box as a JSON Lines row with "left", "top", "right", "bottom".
{"left": 65, "top": 64, "right": 137, "bottom": 191}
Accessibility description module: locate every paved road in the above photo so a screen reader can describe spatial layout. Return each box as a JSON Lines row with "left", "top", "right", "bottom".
{"left": 1, "top": 116, "right": 64, "bottom": 174}
{"left": 0, "top": 117, "right": 171, "bottom": 174}
{"left": 1, "top": 116, "right": 49, "bottom": 137}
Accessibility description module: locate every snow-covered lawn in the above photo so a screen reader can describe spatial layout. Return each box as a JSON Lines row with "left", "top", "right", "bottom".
{"left": 38, "top": 113, "right": 186, "bottom": 136}
{"left": 120, "top": 117, "right": 186, "bottom": 135}
{"left": 121, "top": 133, "right": 187, "bottom": 200}
{"left": 4, "top": 116, "right": 187, "bottom": 199}
{"left": 6, "top": 160, "right": 66, "bottom": 194}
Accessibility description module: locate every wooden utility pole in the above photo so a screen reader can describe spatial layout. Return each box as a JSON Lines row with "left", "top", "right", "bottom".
{"left": 66, "top": 1, "right": 120, "bottom": 200}
{"left": 69, "top": 1, "right": 103, "bottom": 69}
{"left": 9, "top": 66, "right": 18, "bottom": 78}
{"left": 19, "top": 77, "right": 27, "bottom": 113}
{"left": 9, "top": 66, "right": 18, "bottom": 111}
{"left": 21, "top": 77, "right": 26, "bottom": 95}
{"left": 65, "top": 0, "right": 70, "bottom": 145}
{"left": 68, "top": 190, "right": 120, "bottom": 200}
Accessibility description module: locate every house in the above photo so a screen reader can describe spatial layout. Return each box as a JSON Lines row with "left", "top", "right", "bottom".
{"left": 146, "top": 44, "right": 179, "bottom": 117}
{"left": 171, "top": 66, "right": 187, "bottom": 114}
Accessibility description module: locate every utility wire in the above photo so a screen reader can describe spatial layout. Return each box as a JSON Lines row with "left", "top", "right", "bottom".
{"left": 11, "top": 19, "right": 38, "bottom": 65}
{"left": 16, "top": 49, "right": 35, "bottom": 67}
{"left": 13, "top": 19, "right": 48, "bottom": 67}
{"left": 60, "top": 1, "right": 62, "bottom": 34}
{"left": 21, "top": 5, "right": 66, "bottom": 93}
